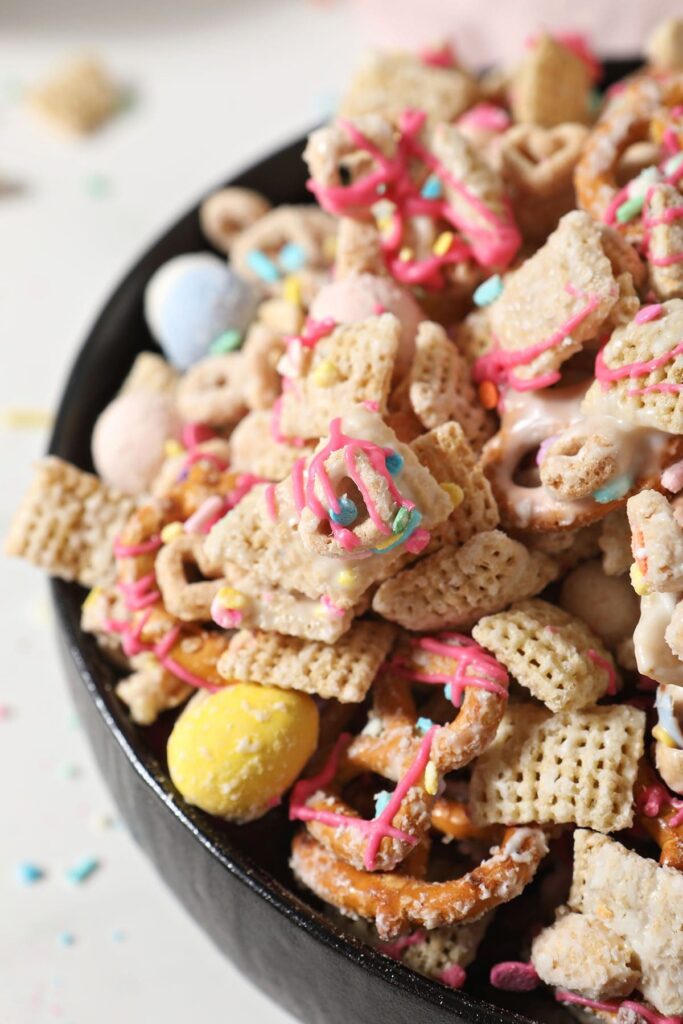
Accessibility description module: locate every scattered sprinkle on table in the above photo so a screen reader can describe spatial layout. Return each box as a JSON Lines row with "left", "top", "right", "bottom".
{"left": 58, "top": 931, "right": 76, "bottom": 948}
{"left": 0, "top": 407, "right": 54, "bottom": 429}
{"left": 0, "top": 703, "right": 13, "bottom": 721}
{"left": 59, "top": 762, "right": 82, "bottom": 780}
{"left": 16, "top": 861, "right": 45, "bottom": 885}
{"left": 111, "top": 929, "right": 126, "bottom": 943}
{"left": 83, "top": 173, "right": 111, "bottom": 198}
{"left": 65, "top": 855, "right": 100, "bottom": 885}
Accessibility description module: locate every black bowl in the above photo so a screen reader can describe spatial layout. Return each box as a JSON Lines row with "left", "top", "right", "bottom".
{"left": 48, "top": 61, "right": 638, "bottom": 1024}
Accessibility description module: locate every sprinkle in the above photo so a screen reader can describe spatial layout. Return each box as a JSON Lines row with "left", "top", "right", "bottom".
{"left": 329, "top": 495, "right": 357, "bottom": 526}
{"left": 662, "top": 458, "right": 683, "bottom": 493}
{"left": 473, "top": 273, "right": 504, "bottom": 307}
{"left": 311, "top": 359, "right": 339, "bottom": 387}
{"left": 373, "top": 790, "right": 392, "bottom": 816}
{"left": 323, "top": 236, "right": 337, "bottom": 261}
{"left": 160, "top": 521, "right": 183, "bottom": 544}
{"left": 81, "top": 586, "right": 102, "bottom": 613}
{"left": 635, "top": 303, "right": 663, "bottom": 324}
{"left": 164, "top": 439, "right": 185, "bottom": 458}
{"left": 0, "top": 406, "right": 54, "bottom": 429}
{"left": 393, "top": 506, "right": 411, "bottom": 533}
{"left": 444, "top": 684, "right": 453, "bottom": 702}
{"left": 399, "top": 246, "right": 414, "bottom": 262}
{"left": 89, "top": 812, "right": 115, "bottom": 831}
{"left": 664, "top": 152, "right": 683, "bottom": 176}
{"left": 58, "top": 931, "right": 76, "bottom": 948}
{"left": 209, "top": 329, "right": 242, "bottom": 354}
{"left": 424, "top": 760, "right": 439, "bottom": 795}
{"left": 441, "top": 483, "right": 464, "bottom": 509}
{"left": 215, "top": 586, "right": 247, "bottom": 610}
{"left": 490, "top": 961, "right": 540, "bottom": 992}
{"left": 592, "top": 473, "right": 633, "bottom": 504}
{"left": 337, "top": 568, "right": 357, "bottom": 588}
{"left": 84, "top": 173, "right": 111, "bottom": 198}
{"left": 615, "top": 195, "right": 644, "bottom": 223}
{"left": 421, "top": 174, "right": 442, "bottom": 199}
{"left": 478, "top": 379, "right": 499, "bottom": 410}
{"left": 245, "top": 249, "right": 280, "bottom": 283}
{"left": 112, "top": 929, "right": 126, "bottom": 943}
{"left": 385, "top": 451, "right": 404, "bottom": 475}
{"left": 405, "top": 527, "right": 430, "bottom": 554}
{"left": 630, "top": 563, "right": 649, "bottom": 596}
{"left": 283, "top": 275, "right": 302, "bottom": 307}
{"left": 653, "top": 723, "right": 678, "bottom": 748}
{"left": 65, "top": 856, "right": 100, "bottom": 885}
{"left": 16, "top": 861, "right": 44, "bottom": 885}
{"left": 59, "top": 762, "right": 81, "bottom": 780}
{"left": 433, "top": 231, "right": 454, "bottom": 256}
{"left": 0, "top": 703, "right": 12, "bottom": 721}
{"left": 278, "top": 242, "right": 307, "bottom": 273}
{"left": 627, "top": 166, "right": 660, "bottom": 199}
{"left": 416, "top": 716, "right": 434, "bottom": 734}
{"left": 440, "top": 964, "right": 466, "bottom": 989}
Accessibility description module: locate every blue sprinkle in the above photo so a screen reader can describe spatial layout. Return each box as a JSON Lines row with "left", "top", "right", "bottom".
{"left": 329, "top": 495, "right": 357, "bottom": 526}
{"left": 374, "top": 790, "right": 392, "bottom": 816}
{"left": 16, "top": 861, "right": 44, "bottom": 885}
{"left": 376, "top": 183, "right": 387, "bottom": 196}
{"left": 385, "top": 451, "right": 404, "bottom": 475}
{"left": 473, "top": 274, "right": 504, "bottom": 308}
{"left": 245, "top": 249, "right": 280, "bottom": 283}
{"left": 58, "top": 931, "right": 76, "bottom": 948}
{"left": 592, "top": 473, "right": 633, "bottom": 504}
{"left": 444, "top": 684, "right": 453, "bottom": 703}
{"left": 416, "top": 716, "right": 434, "bottom": 735}
{"left": 65, "top": 856, "right": 100, "bottom": 885}
{"left": 278, "top": 242, "right": 307, "bottom": 274}
{"left": 421, "top": 174, "right": 443, "bottom": 200}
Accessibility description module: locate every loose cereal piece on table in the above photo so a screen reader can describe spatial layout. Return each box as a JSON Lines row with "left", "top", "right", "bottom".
{"left": 560, "top": 560, "right": 639, "bottom": 669}
{"left": 472, "top": 598, "right": 619, "bottom": 712}
{"left": 5, "top": 457, "right": 135, "bottom": 588}
{"left": 511, "top": 35, "right": 591, "bottom": 127}
{"left": 229, "top": 410, "right": 316, "bottom": 481}
{"left": 647, "top": 18, "right": 683, "bottom": 72}
{"left": 598, "top": 508, "right": 633, "bottom": 576}
{"left": 340, "top": 50, "right": 479, "bottom": 130}
{"left": 562, "top": 829, "right": 683, "bottom": 1015}
{"left": 409, "top": 422, "right": 499, "bottom": 549}
{"left": 199, "top": 187, "right": 271, "bottom": 255}
{"left": 205, "top": 407, "right": 452, "bottom": 611}
{"left": 469, "top": 703, "right": 645, "bottom": 832}
{"left": 627, "top": 489, "right": 683, "bottom": 593}
{"left": 277, "top": 314, "right": 399, "bottom": 441}
{"left": 29, "top": 56, "right": 121, "bottom": 134}
{"left": 408, "top": 322, "right": 493, "bottom": 449}
{"left": 646, "top": 184, "right": 683, "bottom": 301}
{"left": 372, "top": 530, "right": 557, "bottom": 632}
{"left": 218, "top": 620, "right": 396, "bottom": 703}
{"left": 531, "top": 911, "right": 640, "bottom": 1001}
{"left": 119, "top": 351, "right": 179, "bottom": 397}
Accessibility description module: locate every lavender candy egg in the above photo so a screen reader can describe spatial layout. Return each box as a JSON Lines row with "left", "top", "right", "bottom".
{"left": 144, "top": 253, "right": 259, "bottom": 370}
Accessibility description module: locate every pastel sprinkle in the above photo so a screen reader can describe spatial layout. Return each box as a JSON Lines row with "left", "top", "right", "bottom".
{"left": 653, "top": 723, "right": 677, "bottom": 748}
{"left": 164, "top": 439, "right": 185, "bottom": 458}
{"left": 160, "top": 521, "right": 184, "bottom": 544}
{"left": 112, "top": 929, "right": 126, "bottom": 943}
{"left": 59, "top": 762, "right": 81, "bottom": 780}
{"left": 283, "top": 275, "right": 302, "bottom": 307}
{"left": 209, "top": 328, "right": 242, "bottom": 354}
{"left": 0, "top": 406, "right": 54, "bottom": 429}
{"left": 478, "top": 379, "right": 499, "bottom": 410}
{"left": 84, "top": 173, "right": 111, "bottom": 198}
{"left": 245, "top": 249, "right": 280, "bottom": 283}
{"left": 627, "top": 166, "right": 660, "bottom": 198}
{"left": 473, "top": 274, "right": 504, "bottom": 307}
{"left": 278, "top": 242, "right": 307, "bottom": 273}
{"left": 337, "top": 568, "right": 357, "bottom": 588}
{"left": 635, "top": 303, "right": 663, "bottom": 324}
{"left": 433, "top": 231, "right": 454, "bottom": 256}
{"left": 421, "top": 174, "right": 443, "bottom": 199}
{"left": 615, "top": 195, "right": 644, "bottom": 223}
{"left": 215, "top": 586, "right": 246, "bottom": 610}
{"left": 416, "top": 716, "right": 435, "bottom": 734}
{"left": 385, "top": 451, "right": 404, "bottom": 475}
{"left": 399, "top": 247, "right": 414, "bottom": 262}
{"left": 662, "top": 457, "right": 683, "bottom": 493}
{"left": 424, "top": 760, "right": 439, "bottom": 795}
{"left": 444, "top": 684, "right": 453, "bottom": 702}
{"left": 490, "top": 961, "right": 540, "bottom": 992}
{"left": 630, "top": 563, "right": 649, "bottom": 596}
{"left": 16, "top": 861, "right": 44, "bottom": 885}
{"left": 65, "top": 856, "right": 100, "bottom": 885}
{"left": 374, "top": 790, "right": 392, "bottom": 816}
{"left": 393, "top": 506, "right": 411, "bottom": 533}
{"left": 440, "top": 964, "right": 466, "bottom": 989}
{"left": 329, "top": 495, "right": 357, "bottom": 526}
{"left": 311, "top": 359, "right": 339, "bottom": 387}
{"left": 58, "top": 931, "right": 76, "bottom": 948}
{"left": 592, "top": 473, "right": 633, "bottom": 504}
{"left": 664, "top": 152, "right": 683, "bottom": 176}
{"left": 441, "top": 483, "right": 464, "bottom": 508}
{"left": 0, "top": 703, "right": 13, "bottom": 721}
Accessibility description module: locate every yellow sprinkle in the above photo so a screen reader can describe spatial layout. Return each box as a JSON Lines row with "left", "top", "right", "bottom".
{"left": 433, "top": 231, "right": 454, "bottom": 257}
{"left": 0, "top": 407, "right": 54, "bottom": 430}
{"left": 82, "top": 586, "right": 102, "bottom": 612}
{"left": 377, "top": 217, "right": 392, "bottom": 233}
{"left": 313, "top": 605, "right": 328, "bottom": 620}
{"left": 311, "top": 359, "right": 339, "bottom": 387}
{"left": 630, "top": 563, "right": 649, "bottom": 596}
{"left": 164, "top": 439, "right": 185, "bottom": 458}
{"left": 160, "top": 521, "right": 184, "bottom": 544}
{"left": 216, "top": 586, "right": 247, "bottom": 610}
{"left": 653, "top": 724, "right": 678, "bottom": 748}
{"left": 337, "top": 568, "right": 357, "bottom": 589}
{"left": 424, "top": 760, "right": 439, "bottom": 796}
{"left": 399, "top": 247, "right": 414, "bottom": 262}
{"left": 323, "top": 236, "right": 337, "bottom": 261}
{"left": 441, "top": 483, "right": 464, "bottom": 509}
{"left": 283, "top": 276, "right": 302, "bottom": 307}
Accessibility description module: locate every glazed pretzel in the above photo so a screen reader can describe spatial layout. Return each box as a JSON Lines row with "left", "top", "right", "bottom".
{"left": 290, "top": 826, "right": 548, "bottom": 940}
{"left": 634, "top": 761, "right": 683, "bottom": 870}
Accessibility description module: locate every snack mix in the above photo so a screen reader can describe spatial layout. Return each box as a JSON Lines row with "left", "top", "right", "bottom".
{"left": 11, "top": 19, "right": 683, "bottom": 1020}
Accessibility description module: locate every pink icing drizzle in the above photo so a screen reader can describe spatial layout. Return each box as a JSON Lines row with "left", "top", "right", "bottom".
{"left": 595, "top": 330, "right": 683, "bottom": 398}
{"left": 389, "top": 632, "right": 509, "bottom": 705}
{"left": 116, "top": 572, "right": 160, "bottom": 611}
{"left": 289, "top": 726, "right": 439, "bottom": 871}
{"left": 457, "top": 102, "right": 510, "bottom": 134}
{"left": 489, "top": 961, "right": 540, "bottom": 992}
{"left": 555, "top": 990, "right": 683, "bottom": 1024}
{"left": 638, "top": 782, "right": 683, "bottom": 827}
{"left": 587, "top": 649, "right": 618, "bottom": 696}
{"left": 635, "top": 304, "right": 664, "bottom": 323}
{"left": 113, "top": 535, "right": 161, "bottom": 558}
{"left": 104, "top": 610, "right": 218, "bottom": 692}
{"left": 183, "top": 494, "right": 227, "bottom": 535}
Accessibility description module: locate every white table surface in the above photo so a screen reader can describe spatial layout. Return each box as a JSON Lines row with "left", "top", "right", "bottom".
{"left": 0, "top": 4, "right": 361, "bottom": 1021}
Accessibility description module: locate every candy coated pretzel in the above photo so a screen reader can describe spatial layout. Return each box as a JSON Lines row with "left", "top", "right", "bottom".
{"left": 634, "top": 762, "right": 683, "bottom": 870}
{"left": 290, "top": 826, "right": 548, "bottom": 940}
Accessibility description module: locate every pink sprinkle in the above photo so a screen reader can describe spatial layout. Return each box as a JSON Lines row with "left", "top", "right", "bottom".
{"left": 363, "top": 400, "right": 380, "bottom": 412}
{"left": 320, "top": 594, "right": 346, "bottom": 619}
{"left": 404, "top": 527, "right": 430, "bottom": 554}
{"left": 0, "top": 704, "right": 12, "bottom": 721}
{"left": 264, "top": 484, "right": 278, "bottom": 521}
{"left": 440, "top": 964, "right": 466, "bottom": 989}
{"left": 379, "top": 929, "right": 427, "bottom": 960}
{"left": 635, "top": 303, "right": 664, "bottom": 323}
{"left": 458, "top": 102, "right": 510, "bottom": 134}
{"left": 373, "top": 304, "right": 386, "bottom": 315}
{"left": 183, "top": 495, "right": 226, "bottom": 534}
{"left": 490, "top": 961, "right": 540, "bottom": 992}
{"left": 419, "top": 41, "right": 457, "bottom": 68}
{"left": 535, "top": 435, "right": 557, "bottom": 466}
{"left": 181, "top": 422, "right": 215, "bottom": 448}
{"left": 662, "top": 458, "right": 683, "bottom": 494}
{"left": 210, "top": 595, "right": 243, "bottom": 631}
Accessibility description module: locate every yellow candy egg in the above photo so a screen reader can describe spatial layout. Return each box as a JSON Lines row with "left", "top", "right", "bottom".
{"left": 167, "top": 683, "right": 319, "bottom": 822}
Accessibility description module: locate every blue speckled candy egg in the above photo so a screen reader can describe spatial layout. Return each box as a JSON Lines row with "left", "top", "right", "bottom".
{"left": 144, "top": 253, "right": 259, "bottom": 370}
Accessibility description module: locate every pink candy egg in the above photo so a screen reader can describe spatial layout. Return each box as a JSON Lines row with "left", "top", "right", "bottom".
{"left": 92, "top": 390, "right": 183, "bottom": 494}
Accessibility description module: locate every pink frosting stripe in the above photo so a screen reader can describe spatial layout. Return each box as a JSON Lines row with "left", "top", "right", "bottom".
{"left": 113, "top": 535, "right": 161, "bottom": 558}
{"left": 635, "top": 303, "right": 664, "bottom": 323}
{"left": 183, "top": 495, "right": 227, "bottom": 535}
{"left": 389, "top": 632, "right": 508, "bottom": 705}
{"left": 555, "top": 990, "right": 683, "bottom": 1024}
{"left": 595, "top": 336, "right": 683, "bottom": 396}
{"left": 264, "top": 484, "right": 278, "bottom": 521}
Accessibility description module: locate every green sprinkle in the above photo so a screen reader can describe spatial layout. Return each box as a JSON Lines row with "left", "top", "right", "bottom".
{"left": 473, "top": 274, "right": 504, "bottom": 307}
{"left": 616, "top": 195, "right": 644, "bottom": 224}
{"left": 209, "top": 329, "right": 242, "bottom": 354}
{"left": 664, "top": 152, "right": 683, "bottom": 177}
{"left": 392, "top": 506, "right": 410, "bottom": 534}
{"left": 84, "top": 174, "right": 111, "bottom": 199}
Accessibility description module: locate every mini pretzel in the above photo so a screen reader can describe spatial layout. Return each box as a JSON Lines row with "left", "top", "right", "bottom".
{"left": 177, "top": 352, "right": 247, "bottom": 427}
{"left": 231, "top": 205, "right": 337, "bottom": 296}
{"left": 199, "top": 187, "right": 272, "bottom": 254}
{"left": 634, "top": 762, "right": 683, "bottom": 871}
{"left": 290, "top": 826, "right": 548, "bottom": 940}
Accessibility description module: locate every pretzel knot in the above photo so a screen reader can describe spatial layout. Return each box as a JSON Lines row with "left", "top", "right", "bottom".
{"left": 290, "top": 826, "right": 548, "bottom": 940}
{"left": 289, "top": 633, "right": 508, "bottom": 872}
